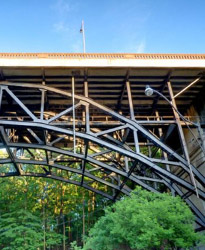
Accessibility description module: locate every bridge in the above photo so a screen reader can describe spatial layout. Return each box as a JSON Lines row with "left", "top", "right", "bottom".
{"left": 0, "top": 53, "right": 204, "bottom": 230}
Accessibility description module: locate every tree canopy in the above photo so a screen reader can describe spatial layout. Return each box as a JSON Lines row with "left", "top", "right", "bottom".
{"left": 0, "top": 174, "right": 108, "bottom": 249}
{"left": 83, "top": 187, "right": 201, "bottom": 250}
{"left": 0, "top": 209, "right": 62, "bottom": 250}
{"left": 0, "top": 161, "right": 202, "bottom": 249}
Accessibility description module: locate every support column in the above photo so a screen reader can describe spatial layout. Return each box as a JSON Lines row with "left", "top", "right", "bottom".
{"left": 197, "top": 118, "right": 205, "bottom": 152}
{"left": 167, "top": 81, "right": 198, "bottom": 197}
{"left": 126, "top": 81, "right": 139, "bottom": 153}
{"left": 40, "top": 82, "right": 46, "bottom": 121}
{"left": 72, "top": 76, "right": 76, "bottom": 154}
{"left": 0, "top": 87, "right": 3, "bottom": 114}
{"left": 84, "top": 81, "right": 90, "bottom": 133}
{"left": 81, "top": 80, "right": 89, "bottom": 185}
{"left": 156, "top": 110, "right": 175, "bottom": 195}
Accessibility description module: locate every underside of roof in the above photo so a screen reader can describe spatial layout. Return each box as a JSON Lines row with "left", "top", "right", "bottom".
{"left": 0, "top": 53, "right": 204, "bottom": 117}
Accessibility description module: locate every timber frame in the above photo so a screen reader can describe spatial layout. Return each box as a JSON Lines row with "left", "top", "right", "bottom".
{"left": 0, "top": 53, "right": 204, "bottom": 230}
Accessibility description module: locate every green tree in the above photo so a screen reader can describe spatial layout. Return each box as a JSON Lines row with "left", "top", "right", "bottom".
{"left": 0, "top": 173, "right": 108, "bottom": 248}
{"left": 84, "top": 187, "right": 201, "bottom": 250}
{"left": 0, "top": 208, "right": 62, "bottom": 250}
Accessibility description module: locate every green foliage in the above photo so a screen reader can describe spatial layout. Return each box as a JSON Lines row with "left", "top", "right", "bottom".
{"left": 0, "top": 173, "right": 107, "bottom": 248}
{"left": 0, "top": 160, "right": 201, "bottom": 249}
{"left": 84, "top": 187, "right": 201, "bottom": 250}
{"left": 0, "top": 209, "right": 62, "bottom": 249}
{"left": 70, "top": 241, "right": 83, "bottom": 250}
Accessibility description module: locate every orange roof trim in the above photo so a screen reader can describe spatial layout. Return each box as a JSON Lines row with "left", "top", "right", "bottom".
{"left": 0, "top": 53, "right": 204, "bottom": 60}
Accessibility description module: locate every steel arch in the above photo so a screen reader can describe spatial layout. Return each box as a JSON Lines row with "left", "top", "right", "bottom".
{"left": 0, "top": 81, "right": 204, "bottom": 230}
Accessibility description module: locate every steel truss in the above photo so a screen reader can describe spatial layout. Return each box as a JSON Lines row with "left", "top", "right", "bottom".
{"left": 0, "top": 80, "right": 204, "bottom": 230}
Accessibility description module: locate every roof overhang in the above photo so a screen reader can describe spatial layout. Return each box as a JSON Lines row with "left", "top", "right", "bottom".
{"left": 0, "top": 53, "right": 205, "bottom": 68}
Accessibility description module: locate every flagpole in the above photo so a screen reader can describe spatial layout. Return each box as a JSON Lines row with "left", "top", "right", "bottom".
{"left": 80, "top": 20, "right": 86, "bottom": 53}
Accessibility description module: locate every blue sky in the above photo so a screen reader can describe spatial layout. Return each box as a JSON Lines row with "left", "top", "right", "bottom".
{"left": 0, "top": 0, "right": 204, "bottom": 53}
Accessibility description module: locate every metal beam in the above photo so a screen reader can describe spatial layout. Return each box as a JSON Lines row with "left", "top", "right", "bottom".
{"left": 4, "top": 86, "right": 37, "bottom": 121}
{"left": 167, "top": 81, "right": 199, "bottom": 197}
{"left": 117, "top": 70, "right": 129, "bottom": 111}
{"left": 174, "top": 77, "right": 201, "bottom": 99}
{"left": 1, "top": 118, "right": 204, "bottom": 187}
{"left": 47, "top": 102, "right": 81, "bottom": 124}
{"left": 5, "top": 136, "right": 205, "bottom": 200}
{"left": 126, "top": 81, "right": 139, "bottom": 153}
{"left": 0, "top": 82, "right": 191, "bottom": 167}
{"left": 0, "top": 80, "right": 204, "bottom": 225}
{"left": 151, "top": 71, "right": 172, "bottom": 115}
{"left": 0, "top": 127, "right": 21, "bottom": 175}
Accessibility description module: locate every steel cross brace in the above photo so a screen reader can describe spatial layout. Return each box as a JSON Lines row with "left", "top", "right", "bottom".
{"left": 0, "top": 81, "right": 204, "bottom": 230}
